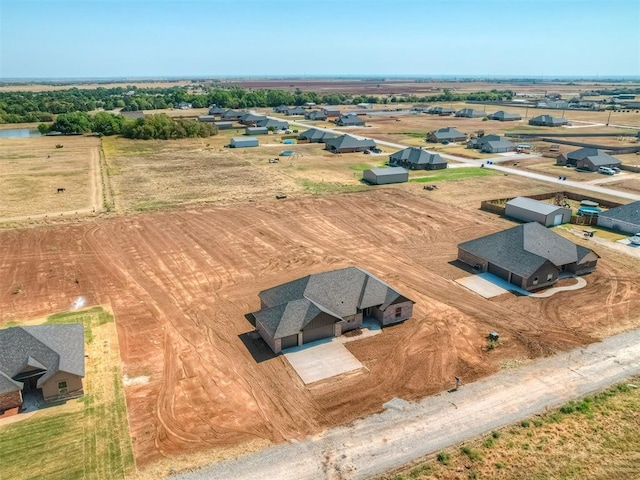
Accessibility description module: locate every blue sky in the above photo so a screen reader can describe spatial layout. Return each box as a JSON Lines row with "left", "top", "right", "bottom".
{"left": 1, "top": 0, "right": 639, "bottom": 79}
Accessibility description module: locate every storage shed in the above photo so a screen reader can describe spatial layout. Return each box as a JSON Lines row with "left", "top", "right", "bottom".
{"left": 197, "top": 115, "right": 216, "bottom": 122}
{"left": 230, "top": 137, "right": 258, "bottom": 148}
{"left": 597, "top": 201, "right": 640, "bottom": 234}
{"left": 363, "top": 167, "right": 409, "bottom": 185}
{"left": 246, "top": 126, "right": 268, "bottom": 135}
{"left": 214, "top": 121, "right": 233, "bottom": 130}
{"left": 505, "top": 197, "right": 572, "bottom": 226}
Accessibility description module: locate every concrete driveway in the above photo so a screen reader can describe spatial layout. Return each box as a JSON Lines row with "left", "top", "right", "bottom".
{"left": 284, "top": 341, "right": 364, "bottom": 385}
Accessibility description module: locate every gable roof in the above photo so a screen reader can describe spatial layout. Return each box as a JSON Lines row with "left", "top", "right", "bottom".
{"left": 506, "top": 197, "right": 566, "bottom": 215}
{"left": 456, "top": 108, "right": 485, "bottom": 117}
{"left": 298, "top": 128, "right": 335, "bottom": 141}
{"left": 567, "top": 148, "right": 621, "bottom": 166}
{"left": 254, "top": 267, "right": 412, "bottom": 339}
{"left": 336, "top": 113, "right": 365, "bottom": 125}
{"left": 257, "top": 118, "right": 288, "bottom": 129}
{"left": 390, "top": 147, "right": 446, "bottom": 166}
{"left": 366, "top": 167, "right": 409, "bottom": 176}
{"left": 324, "top": 134, "right": 375, "bottom": 150}
{"left": 0, "top": 324, "right": 85, "bottom": 394}
{"left": 598, "top": 201, "right": 640, "bottom": 225}
{"left": 482, "top": 138, "right": 515, "bottom": 150}
{"left": 490, "top": 111, "right": 522, "bottom": 120}
{"left": 458, "top": 222, "right": 593, "bottom": 278}
{"left": 529, "top": 114, "right": 567, "bottom": 125}
{"left": 431, "top": 127, "right": 466, "bottom": 140}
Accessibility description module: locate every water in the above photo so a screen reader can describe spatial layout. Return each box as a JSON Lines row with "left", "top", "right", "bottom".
{"left": 0, "top": 128, "right": 42, "bottom": 138}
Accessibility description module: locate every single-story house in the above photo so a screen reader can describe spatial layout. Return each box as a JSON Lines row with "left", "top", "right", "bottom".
{"left": 556, "top": 147, "right": 621, "bottom": 171}
{"left": 284, "top": 106, "right": 307, "bottom": 116}
{"left": 455, "top": 108, "right": 485, "bottom": 118}
{"left": 324, "top": 134, "right": 375, "bottom": 153}
{"left": 297, "top": 128, "right": 335, "bottom": 143}
{"left": 528, "top": 115, "right": 568, "bottom": 127}
{"left": 489, "top": 111, "right": 522, "bottom": 121}
{"left": 389, "top": 147, "right": 447, "bottom": 170}
{"left": 208, "top": 105, "right": 226, "bottom": 115}
{"left": 466, "top": 134, "right": 502, "bottom": 149}
{"left": 0, "top": 324, "right": 85, "bottom": 415}
{"left": 363, "top": 167, "right": 409, "bottom": 185}
{"left": 427, "top": 127, "right": 467, "bottom": 143}
{"left": 273, "top": 105, "right": 290, "bottom": 113}
{"left": 335, "top": 114, "right": 365, "bottom": 126}
{"left": 246, "top": 126, "right": 268, "bottom": 135}
{"left": 252, "top": 266, "right": 414, "bottom": 353}
{"left": 427, "top": 106, "right": 455, "bottom": 116}
{"left": 304, "top": 102, "right": 316, "bottom": 108}
{"left": 230, "top": 137, "right": 259, "bottom": 148}
{"left": 257, "top": 118, "right": 289, "bottom": 130}
{"left": 458, "top": 222, "right": 599, "bottom": 292}
{"left": 177, "top": 102, "right": 192, "bottom": 110}
{"left": 505, "top": 197, "right": 572, "bottom": 226}
{"left": 357, "top": 102, "right": 372, "bottom": 109}
{"left": 537, "top": 100, "right": 569, "bottom": 109}
{"left": 214, "top": 121, "right": 234, "bottom": 130}
{"left": 597, "top": 201, "right": 640, "bottom": 234}
{"left": 197, "top": 115, "right": 216, "bottom": 122}
{"left": 221, "top": 109, "right": 246, "bottom": 120}
{"left": 322, "top": 106, "right": 341, "bottom": 117}
{"left": 239, "top": 113, "right": 268, "bottom": 126}
{"left": 304, "top": 110, "right": 328, "bottom": 121}
{"left": 480, "top": 137, "right": 516, "bottom": 153}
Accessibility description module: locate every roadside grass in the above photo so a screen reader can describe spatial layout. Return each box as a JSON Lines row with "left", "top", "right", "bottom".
{"left": 379, "top": 378, "right": 640, "bottom": 480}
{"left": 0, "top": 307, "right": 134, "bottom": 480}
{"left": 409, "top": 168, "right": 498, "bottom": 183}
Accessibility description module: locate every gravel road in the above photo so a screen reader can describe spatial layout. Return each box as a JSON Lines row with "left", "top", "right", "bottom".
{"left": 172, "top": 327, "right": 640, "bottom": 480}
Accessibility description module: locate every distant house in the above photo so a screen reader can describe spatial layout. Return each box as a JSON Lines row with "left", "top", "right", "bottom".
{"left": 221, "top": 109, "right": 246, "bottom": 120}
{"left": 479, "top": 137, "right": 516, "bottom": 154}
{"left": 246, "top": 126, "right": 268, "bottom": 136}
{"left": 389, "top": 147, "right": 447, "bottom": 170}
{"left": 466, "top": 134, "right": 501, "bottom": 149}
{"left": 257, "top": 118, "right": 289, "bottom": 130}
{"left": 489, "top": 111, "right": 522, "bottom": 121}
{"left": 304, "top": 110, "right": 328, "bottom": 121}
{"left": 363, "top": 167, "right": 409, "bottom": 185}
{"left": 427, "top": 106, "right": 455, "bottom": 116}
{"left": 208, "top": 105, "right": 226, "bottom": 116}
{"left": 324, "top": 134, "right": 375, "bottom": 153}
{"left": 273, "top": 105, "right": 290, "bottom": 113}
{"left": 197, "top": 115, "right": 217, "bottom": 122}
{"left": 427, "top": 127, "right": 467, "bottom": 143}
{"left": 251, "top": 266, "right": 414, "bottom": 353}
{"left": 297, "top": 128, "right": 335, "bottom": 143}
{"left": 537, "top": 100, "right": 569, "bottom": 109}
{"left": 335, "top": 114, "right": 365, "bottom": 126}
{"left": 0, "top": 324, "right": 85, "bottom": 415}
{"left": 177, "top": 102, "right": 192, "bottom": 110}
{"left": 357, "top": 103, "right": 372, "bottom": 109}
{"left": 597, "top": 201, "right": 640, "bottom": 234}
{"left": 457, "top": 222, "right": 599, "bottom": 292}
{"left": 239, "top": 113, "right": 268, "bottom": 126}
{"left": 556, "top": 147, "right": 621, "bottom": 171}
{"left": 230, "top": 137, "right": 259, "bottom": 148}
{"left": 120, "top": 110, "right": 144, "bottom": 120}
{"left": 284, "top": 106, "right": 307, "bottom": 116}
{"left": 214, "top": 121, "right": 234, "bottom": 130}
{"left": 529, "top": 115, "right": 568, "bottom": 127}
{"left": 322, "top": 106, "right": 341, "bottom": 117}
{"left": 505, "top": 197, "right": 572, "bottom": 226}
{"left": 455, "top": 108, "right": 485, "bottom": 118}
{"left": 304, "top": 102, "right": 317, "bottom": 108}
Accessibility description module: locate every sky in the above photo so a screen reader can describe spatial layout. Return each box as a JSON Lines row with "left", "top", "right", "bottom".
{"left": 1, "top": 0, "right": 639, "bottom": 79}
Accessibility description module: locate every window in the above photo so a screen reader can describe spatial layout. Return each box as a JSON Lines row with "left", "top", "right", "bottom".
{"left": 58, "top": 381, "right": 68, "bottom": 395}
{"left": 533, "top": 277, "right": 539, "bottom": 285}
{"left": 547, "top": 273, "right": 554, "bottom": 281}
{"left": 395, "top": 307, "right": 402, "bottom": 318}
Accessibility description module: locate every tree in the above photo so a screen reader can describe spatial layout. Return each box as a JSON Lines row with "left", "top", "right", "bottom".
{"left": 49, "top": 112, "right": 92, "bottom": 134}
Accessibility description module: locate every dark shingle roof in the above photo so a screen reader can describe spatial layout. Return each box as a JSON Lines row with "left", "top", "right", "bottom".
{"left": 390, "top": 147, "right": 446, "bottom": 166}
{"left": 459, "top": 223, "right": 592, "bottom": 277}
{"left": 455, "top": 108, "right": 485, "bottom": 117}
{"left": 566, "top": 148, "right": 621, "bottom": 167}
{"left": 482, "top": 138, "right": 515, "bottom": 151}
{"left": 336, "top": 114, "right": 365, "bottom": 125}
{"left": 254, "top": 267, "right": 412, "bottom": 339}
{"left": 0, "top": 324, "right": 85, "bottom": 394}
{"left": 529, "top": 114, "right": 567, "bottom": 126}
{"left": 599, "top": 201, "right": 640, "bottom": 225}
{"left": 431, "top": 127, "right": 466, "bottom": 141}
{"left": 490, "top": 111, "right": 522, "bottom": 120}
{"left": 325, "top": 134, "right": 375, "bottom": 150}
{"left": 257, "top": 118, "right": 288, "bottom": 129}
{"left": 298, "top": 128, "right": 335, "bottom": 141}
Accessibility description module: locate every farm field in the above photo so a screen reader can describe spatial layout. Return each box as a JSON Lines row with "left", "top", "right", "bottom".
{"left": 1, "top": 189, "right": 639, "bottom": 477}
{"left": 0, "top": 135, "right": 101, "bottom": 221}
{"left": 0, "top": 307, "right": 134, "bottom": 480}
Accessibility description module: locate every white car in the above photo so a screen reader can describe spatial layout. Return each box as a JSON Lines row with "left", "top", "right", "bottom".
{"left": 630, "top": 234, "right": 640, "bottom": 246}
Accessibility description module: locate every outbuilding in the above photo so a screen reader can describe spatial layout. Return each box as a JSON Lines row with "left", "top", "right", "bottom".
{"left": 489, "top": 111, "right": 522, "bottom": 121}
{"left": 230, "top": 137, "right": 259, "bottom": 148}
{"left": 246, "top": 126, "right": 268, "bottom": 135}
{"left": 197, "top": 115, "right": 216, "bottom": 122}
{"left": 214, "top": 121, "right": 234, "bottom": 130}
{"left": 528, "top": 114, "right": 568, "bottom": 127}
{"left": 363, "top": 167, "right": 409, "bottom": 185}
{"left": 505, "top": 197, "right": 572, "bottom": 226}
{"left": 597, "top": 201, "right": 640, "bottom": 234}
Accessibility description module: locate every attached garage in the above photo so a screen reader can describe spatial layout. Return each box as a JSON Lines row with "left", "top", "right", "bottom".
{"left": 280, "top": 334, "right": 299, "bottom": 350}
{"left": 303, "top": 324, "right": 335, "bottom": 344}
{"left": 488, "top": 263, "right": 510, "bottom": 282}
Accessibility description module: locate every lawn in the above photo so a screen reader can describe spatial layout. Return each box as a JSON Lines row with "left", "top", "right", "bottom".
{"left": 0, "top": 306, "right": 134, "bottom": 480}
{"left": 382, "top": 378, "right": 640, "bottom": 480}
{"left": 409, "top": 167, "right": 498, "bottom": 183}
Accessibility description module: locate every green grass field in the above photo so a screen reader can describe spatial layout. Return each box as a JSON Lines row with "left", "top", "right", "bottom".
{"left": 409, "top": 167, "right": 498, "bottom": 183}
{"left": 0, "top": 307, "right": 134, "bottom": 480}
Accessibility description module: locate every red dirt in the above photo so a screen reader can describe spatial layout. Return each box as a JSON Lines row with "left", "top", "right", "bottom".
{"left": 1, "top": 190, "right": 639, "bottom": 468}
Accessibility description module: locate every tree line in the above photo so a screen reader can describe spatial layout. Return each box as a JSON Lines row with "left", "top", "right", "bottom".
{"left": 0, "top": 85, "right": 514, "bottom": 124}
{"left": 38, "top": 112, "right": 218, "bottom": 139}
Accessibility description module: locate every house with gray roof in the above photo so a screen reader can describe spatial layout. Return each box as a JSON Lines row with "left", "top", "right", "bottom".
{"left": 458, "top": 222, "right": 599, "bottom": 292}
{"left": 284, "top": 106, "right": 307, "bottom": 116}
{"left": 529, "top": 115, "right": 568, "bottom": 127}
{"left": 556, "top": 147, "right": 621, "bottom": 171}
{"left": 479, "top": 137, "right": 516, "bottom": 153}
{"left": 597, "top": 201, "right": 640, "bottom": 234}
{"left": 335, "top": 113, "right": 365, "bottom": 126}
{"left": 208, "top": 105, "right": 226, "bottom": 116}
{"left": 304, "top": 110, "right": 328, "bottom": 121}
{"left": 389, "top": 147, "right": 447, "bottom": 170}
{"left": 297, "top": 128, "right": 335, "bottom": 143}
{"left": 0, "top": 324, "right": 85, "bottom": 415}
{"left": 322, "top": 106, "right": 341, "bottom": 117}
{"left": 221, "top": 109, "right": 246, "bottom": 120}
{"left": 505, "top": 197, "right": 572, "bottom": 226}
{"left": 324, "top": 134, "right": 375, "bottom": 153}
{"left": 257, "top": 118, "right": 289, "bottom": 130}
{"left": 488, "top": 111, "right": 522, "bottom": 121}
{"left": 273, "top": 105, "right": 290, "bottom": 113}
{"left": 251, "top": 267, "right": 414, "bottom": 353}
{"left": 427, "top": 127, "right": 467, "bottom": 143}
{"left": 239, "top": 113, "right": 268, "bottom": 126}
{"left": 455, "top": 108, "right": 485, "bottom": 118}
{"left": 363, "top": 167, "right": 409, "bottom": 185}
{"left": 427, "top": 106, "right": 455, "bottom": 116}
{"left": 466, "top": 134, "right": 502, "bottom": 149}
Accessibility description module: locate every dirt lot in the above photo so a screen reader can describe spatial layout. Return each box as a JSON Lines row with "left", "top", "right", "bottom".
{"left": 0, "top": 135, "right": 101, "bottom": 220}
{"left": 1, "top": 189, "right": 639, "bottom": 476}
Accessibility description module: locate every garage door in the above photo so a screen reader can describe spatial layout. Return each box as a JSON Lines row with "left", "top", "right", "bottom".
{"left": 488, "top": 263, "right": 510, "bottom": 282}
{"left": 302, "top": 324, "right": 335, "bottom": 344}
{"left": 511, "top": 274, "right": 524, "bottom": 288}
{"left": 281, "top": 334, "right": 298, "bottom": 350}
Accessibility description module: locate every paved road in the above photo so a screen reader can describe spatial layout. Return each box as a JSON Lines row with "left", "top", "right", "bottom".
{"left": 283, "top": 118, "right": 640, "bottom": 201}
{"left": 173, "top": 327, "right": 640, "bottom": 480}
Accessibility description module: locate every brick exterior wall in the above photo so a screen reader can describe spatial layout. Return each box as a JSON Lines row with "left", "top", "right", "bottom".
{"left": 0, "top": 391, "right": 22, "bottom": 412}
{"left": 374, "top": 301, "right": 413, "bottom": 326}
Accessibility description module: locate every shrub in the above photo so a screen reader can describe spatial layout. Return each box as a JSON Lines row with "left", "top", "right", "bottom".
{"left": 461, "top": 446, "right": 481, "bottom": 461}
{"left": 436, "top": 451, "right": 450, "bottom": 465}
{"left": 520, "top": 420, "right": 530, "bottom": 428}
{"left": 491, "top": 430, "right": 501, "bottom": 439}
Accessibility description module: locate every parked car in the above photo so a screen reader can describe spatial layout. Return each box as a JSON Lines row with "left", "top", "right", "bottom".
{"left": 371, "top": 147, "right": 382, "bottom": 154}
{"left": 630, "top": 234, "right": 640, "bottom": 245}
{"left": 611, "top": 166, "right": 621, "bottom": 173}
{"left": 598, "top": 167, "right": 615, "bottom": 175}
{"left": 363, "top": 150, "right": 371, "bottom": 155}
